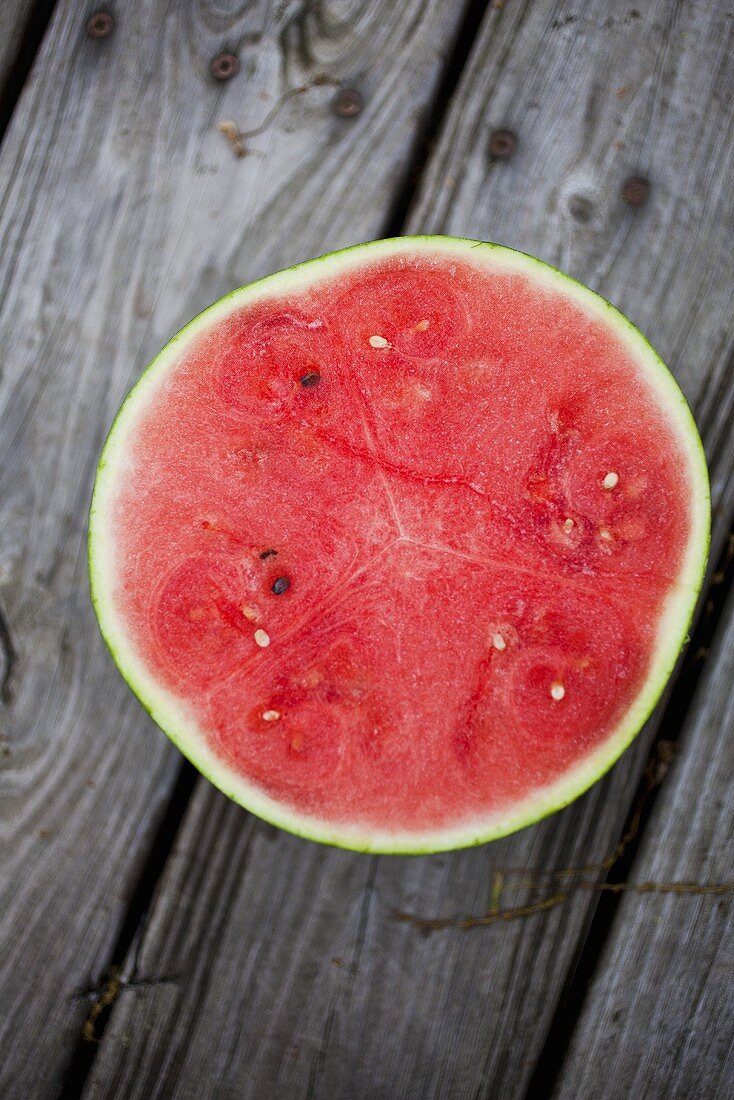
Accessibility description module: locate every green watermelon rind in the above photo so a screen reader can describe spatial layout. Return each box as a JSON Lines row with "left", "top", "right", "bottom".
{"left": 88, "top": 236, "right": 710, "bottom": 854}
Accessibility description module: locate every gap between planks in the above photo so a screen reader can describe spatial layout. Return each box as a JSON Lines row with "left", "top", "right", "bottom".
{"left": 56, "top": 762, "right": 197, "bottom": 1100}
{"left": 381, "top": 0, "right": 491, "bottom": 237}
{"left": 0, "top": 0, "right": 58, "bottom": 143}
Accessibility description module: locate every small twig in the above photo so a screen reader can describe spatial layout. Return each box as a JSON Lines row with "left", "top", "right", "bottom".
{"left": 216, "top": 74, "right": 340, "bottom": 158}
{"left": 488, "top": 869, "right": 504, "bottom": 913}
{"left": 395, "top": 881, "right": 734, "bottom": 932}
{"left": 574, "top": 880, "right": 734, "bottom": 896}
{"left": 78, "top": 968, "right": 181, "bottom": 1039}
{"left": 217, "top": 120, "right": 247, "bottom": 158}
{"left": 397, "top": 741, "right": 732, "bottom": 931}
{"left": 395, "top": 893, "right": 568, "bottom": 932}
{"left": 81, "top": 968, "right": 121, "bottom": 1043}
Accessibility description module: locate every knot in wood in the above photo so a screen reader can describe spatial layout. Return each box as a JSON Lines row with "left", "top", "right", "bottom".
{"left": 568, "top": 195, "right": 594, "bottom": 223}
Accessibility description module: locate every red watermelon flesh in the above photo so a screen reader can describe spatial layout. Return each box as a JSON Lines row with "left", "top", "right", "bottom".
{"left": 89, "top": 238, "right": 709, "bottom": 851}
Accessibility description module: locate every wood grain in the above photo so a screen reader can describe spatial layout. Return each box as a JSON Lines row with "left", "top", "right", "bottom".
{"left": 0, "top": 0, "right": 470, "bottom": 1094}
{"left": 554, "top": 592, "right": 734, "bottom": 1100}
{"left": 83, "top": 2, "right": 734, "bottom": 1098}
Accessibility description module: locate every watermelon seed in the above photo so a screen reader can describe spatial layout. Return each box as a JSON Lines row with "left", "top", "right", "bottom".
{"left": 602, "top": 471, "right": 619, "bottom": 490}
{"left": 563, "top": 517, "right": 575, "bottom": 534}
{"left": 598, "top": 528, "right": 615, "bottom": 556}
{"left": 262, "top": 709, "right": 281, "bottom": 722}
{"left": 415, "top": 319, "right": 430, "bottom": 332}
{"left": 259, "top": 548, "right": 278, "bottom": 560}
{"left": 242, "top": 606, "right": 259, "bottom": 622}
{"left": 271, "top": 576, "right": 291, "bottom": 595}
{"left": 550, "top": 682, "right": 565, "bottom": 701}
{"left": 492, "top": 633, "right": 506, "bottom": 652}
{"left": 300, "top": 371, "right": 321, "bottom": 387}
{"left": 369, "top": 335, "right": 390, "bottom": 348}
{"left": 254, "top": 629, "right": 270, "bottom": 648}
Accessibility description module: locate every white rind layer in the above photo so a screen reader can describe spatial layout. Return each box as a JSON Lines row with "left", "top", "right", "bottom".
{"left": 88, "top": 237, "right": 710, "bottom": 854}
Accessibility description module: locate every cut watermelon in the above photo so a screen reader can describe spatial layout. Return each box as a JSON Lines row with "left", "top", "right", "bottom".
{"left": 89, "top": 237, "right": 709, "bottom": 853}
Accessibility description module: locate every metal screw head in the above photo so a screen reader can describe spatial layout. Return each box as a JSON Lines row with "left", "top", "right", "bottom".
{"left": 332, "top": 88, "right": 363, "bottom": 118}
{"left": 210, "top": 53, "right": 240, "bottom": 82}
{"left": 488, "top": 128, "right": 518, "bottom": 160}
{"left": 86, "top": 11, "right": 114, "bottom": 38}
{"left": 621, "top": 175, "right": 650, "bottom": 206}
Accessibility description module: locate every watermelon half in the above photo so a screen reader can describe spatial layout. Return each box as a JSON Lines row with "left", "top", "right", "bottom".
{"left": 89, "top": 237, "right": 709, "bottom": 853}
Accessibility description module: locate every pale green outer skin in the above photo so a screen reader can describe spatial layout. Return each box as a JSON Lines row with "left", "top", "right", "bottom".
{"left": 88, "top": 236, "right": 711, "bottom": 854}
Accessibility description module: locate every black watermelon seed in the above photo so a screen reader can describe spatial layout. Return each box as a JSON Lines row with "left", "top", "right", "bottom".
{"left": 271, "top": 576, "right": 291, "bottom": 595}
{"left": 259, "top": 548, "right": 278, "bottom": 560}
{"left": 300, "top": 371, "right": 321, "bottom": 387}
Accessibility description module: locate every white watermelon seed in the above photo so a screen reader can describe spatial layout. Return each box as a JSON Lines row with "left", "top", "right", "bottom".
{"left": 599, "top": 528, "right": 613, "bottom": 542}
{"left": 563, "top": 517, "right": 575, "bottom": 533}
{"left": 415, "top": 319, "right": 430, "bottom": 332}
{"left": 369, "top": 335, "right": 389, "bottom": 348}
{"left": 602, "top": 471, "right": 619, "bottom": 490}
{"left": 262, "top": 709, "right": 281, "bottom": 722}
{"left": 242, "top": 605, "right": 259, "bottom": 622}
{"left": 492, "top": 633, "right": 506, "bottom": 651}
{"left": 254, "top": 628, "right": 270, "bottom": 647}
{"left": 550, "top": 682, "right": 565, "bottom": 701}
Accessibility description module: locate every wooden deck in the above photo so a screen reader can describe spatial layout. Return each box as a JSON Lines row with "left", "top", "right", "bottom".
{"left": 0, "top": 2, "right": 732, "bottom": 1097}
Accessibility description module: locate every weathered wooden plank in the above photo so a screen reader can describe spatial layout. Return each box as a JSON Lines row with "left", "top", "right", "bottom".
{"left": 554, "top": 593, "right": 734, "bottom": 1100}
{"left": 0, "top": 1, "right": 471, "bottom": 1095}
{"left": 83, "top": 2, "right": 734, "bottom": 1098}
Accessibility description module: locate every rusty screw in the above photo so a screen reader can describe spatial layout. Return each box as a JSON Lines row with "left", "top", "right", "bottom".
{"left": 210, "top": 53, "right": 240, "bottom": 82}
{"left": 86, "top": 11, "right": 113, "bottom": 38}
{"left": 621, "top": 175, "right": 650, "bottom": 207}
{"left": 332, "top": 88, "right": 363, "bottom": 118}
{"left": 488, "top": 128, "right": 518, "bottom": 160}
